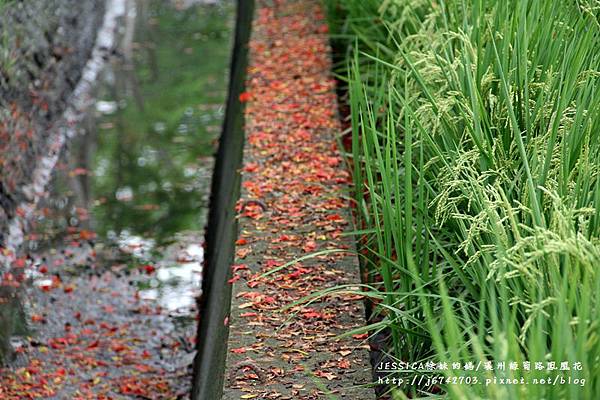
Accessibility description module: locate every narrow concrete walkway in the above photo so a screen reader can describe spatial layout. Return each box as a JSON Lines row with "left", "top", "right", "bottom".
{"left": 223, "top": 1, "right": 373, "bottom": 399}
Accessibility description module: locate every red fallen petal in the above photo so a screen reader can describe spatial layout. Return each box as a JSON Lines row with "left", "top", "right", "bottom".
{"left": 142, "top": 264, "right": 156, "bottom": 274}
{"left": 326, "top": 156, "right": 339, "bottom": 166}
{"left": 31, "top": 314, "right": 45, "bottom": 323}
{"left": 27, "top": 366, "right": 40, "bottom": 375}
{"left": 134, "top": 364, "right": 152, "bottom": 373}
{"left": 231, "top": 264, "right": 249, "bottom": 273}
{"left": 265, "top": 260, "right": 281, "bottom": 268}
{"left": 65, "top": 332, "right": 78, "bottom": 342}
{"left": 231, "top": 347, "right": 247, "bottom": 354}
{"left": 99, "top": 322, "right": 111, "bottom": 330}
{"left": 303, "top": 240, "right": 317, "bottom": 252}
{"left": 48, "top": 338, "right": 68, "bottom": 349}
{"left": 239, "top": 292, "right": 262, "bottom": 299}
{"left": 111, "top": 343, "right": 128, "bottom": 353}
{"left": 69, "top": 167, "right": 88, "bottom": 176}
{"left": 239, "top": 92, "right": 252, "bottom": 102}
{"left": 79, "top": 328, "right": 94, "bottom": 336}
{"left": 352, "top": 333, "right": 369, "bottom": 340}
{"left": 302, "top": 311, "right": 323, "bottom": 319}
{"left": 79, "top": 229, "right": 96, "bottom": 240}
{"left": 287, "top": 270, "right": 302, "bottom": 279}
{"left": 86, "top": 340, "right": 100, "bottom": 350}
{"left": 228, "top": 275, "right": 241, "bottom": 284}
{"left": 326, "top": 214, "right": 344, "bottom": 221}
{"left": 243, "top": 162, "right": 259, "bottom": 173}
{"left": 240, "top": 312, "right": 257, "bottom": 318}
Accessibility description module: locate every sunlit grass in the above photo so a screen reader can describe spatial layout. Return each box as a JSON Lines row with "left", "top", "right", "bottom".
{"left": 325, "top": 0, "right": 600, "bottom": 398}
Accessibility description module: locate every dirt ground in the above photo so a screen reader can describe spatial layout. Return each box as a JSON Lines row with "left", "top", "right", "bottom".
{"left": 0, "top": 231, "right": 198, "bottom": 399}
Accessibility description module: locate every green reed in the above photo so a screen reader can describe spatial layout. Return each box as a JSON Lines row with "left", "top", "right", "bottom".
{"left": 325, "top": 0, "right": 600, "bottom": 398}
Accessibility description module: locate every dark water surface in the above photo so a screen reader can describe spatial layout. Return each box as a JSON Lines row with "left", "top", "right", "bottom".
{"left": 0, "top": 0, "right": 233, "bottom": 368}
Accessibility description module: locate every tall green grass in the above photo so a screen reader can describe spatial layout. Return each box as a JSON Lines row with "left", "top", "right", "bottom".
{"left": 326, "top": 0, "right": 600, "bottom": 398}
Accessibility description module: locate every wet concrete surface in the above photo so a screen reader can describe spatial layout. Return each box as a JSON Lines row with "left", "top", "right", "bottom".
{"left": 3, "top": 235, "right": 198, "bottom": 398}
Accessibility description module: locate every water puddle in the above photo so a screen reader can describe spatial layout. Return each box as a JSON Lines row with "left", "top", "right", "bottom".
{"left": 131, "top": 232, "right": 204, "bottom": 314}
{"left": 0, "top": 0, "right": 233, "bottom": 375}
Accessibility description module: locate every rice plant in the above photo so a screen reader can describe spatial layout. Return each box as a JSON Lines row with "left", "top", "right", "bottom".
{"left": 326, "top": 0, "right": 600, "bottom": 398}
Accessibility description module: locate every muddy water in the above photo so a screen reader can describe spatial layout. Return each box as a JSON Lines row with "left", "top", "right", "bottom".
{"left": 0, "top": 0, "right": 233, "bottom": 375}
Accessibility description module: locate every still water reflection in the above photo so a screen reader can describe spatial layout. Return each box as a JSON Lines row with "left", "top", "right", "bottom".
{"left": 62, "top": 0, "right": 231, "bottom": 243}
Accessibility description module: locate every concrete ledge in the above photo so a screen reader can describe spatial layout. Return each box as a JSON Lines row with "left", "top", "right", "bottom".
{"left": 223, "top": 1, "right": 374, "bottom": 398}
{"left": 191, "top": 1, "right": 255, "bottom": 399}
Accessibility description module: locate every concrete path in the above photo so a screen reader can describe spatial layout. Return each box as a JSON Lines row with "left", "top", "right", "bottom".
{"left": 223, "top": 1, "right": 374, "bottom": 399}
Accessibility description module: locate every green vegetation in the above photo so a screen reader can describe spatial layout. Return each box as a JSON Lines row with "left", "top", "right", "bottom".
{"left": 326, "top": 0, "right": 600, "bottom": 398}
